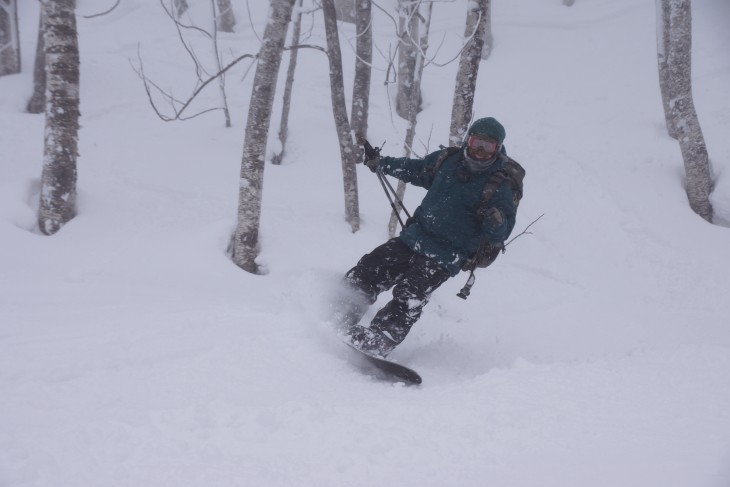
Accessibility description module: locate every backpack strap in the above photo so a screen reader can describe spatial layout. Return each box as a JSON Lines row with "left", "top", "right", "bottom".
{"left": 429, "top": 148, "right": 526, "bottom": 219}
{"left": 476, "top": 171, "right": 510, "bottom": 221}
{"left": 430, "top": 146, "right": 461, "bottom": 178}
{"left": 503, "top": 156, "right": 525, "bottom": 205}
{"left": 476, "top": 156, "right": 526, "bottom": 220}
{"left": 469, "top": 156, "right": 526, "bottom": 269}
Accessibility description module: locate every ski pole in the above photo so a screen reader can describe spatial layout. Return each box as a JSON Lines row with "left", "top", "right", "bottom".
{"left": 375, "top": 168, "right": 408, "bottom": 228}
{"left": 358, "top": 137, "right": 412, "bottom": 229}
{"left": 378, "top": 168, "right": 412, "bottom": 221}
{"left": 376, "top": 169, "right": 412, "bottom": 228}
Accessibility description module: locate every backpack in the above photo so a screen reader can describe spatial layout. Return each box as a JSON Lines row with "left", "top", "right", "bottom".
{"left": 432, "top": 146, "right": 526, "bottom": 268}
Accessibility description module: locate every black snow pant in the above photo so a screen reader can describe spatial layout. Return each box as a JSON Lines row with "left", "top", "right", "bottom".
{"left": 338, "top": 237, "right": 452, "bottom": 346}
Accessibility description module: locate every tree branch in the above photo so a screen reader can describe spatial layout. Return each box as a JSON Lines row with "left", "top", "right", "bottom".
{"left": 286, "top": 43, "right": 327, "bottom": 54}
{"left": 505, "top": 214, "right": 545, "bottom": 248}
{"left": 81, "top": 0, "right": 121, "bottom": 19}
{"left": 132, "top": 44, "right": 257, "bottom": 122}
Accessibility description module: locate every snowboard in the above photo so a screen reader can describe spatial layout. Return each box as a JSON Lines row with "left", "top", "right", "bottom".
{"left": 343, "top": 340, "right": 422, "bottom": 385}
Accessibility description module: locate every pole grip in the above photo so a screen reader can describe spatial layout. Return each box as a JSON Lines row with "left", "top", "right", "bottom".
{"left": 457, "top": 271, "right": 476, "bottom": 300}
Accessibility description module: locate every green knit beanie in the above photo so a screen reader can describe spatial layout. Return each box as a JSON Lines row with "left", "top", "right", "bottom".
{"left": 467, "top": 117, "right": 506, "bottom": 145}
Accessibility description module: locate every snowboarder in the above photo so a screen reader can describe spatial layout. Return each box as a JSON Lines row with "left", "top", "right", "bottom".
{"left": 335, "top": 117, "right": 523, "bottom": 358}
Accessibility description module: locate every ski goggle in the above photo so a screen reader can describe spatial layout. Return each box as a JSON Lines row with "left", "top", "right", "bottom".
{"left": 466, "top": 135, "right": 499, "bottom": 160}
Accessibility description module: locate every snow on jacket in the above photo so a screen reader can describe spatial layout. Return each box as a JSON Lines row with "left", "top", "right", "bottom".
{"left": 379, "top": 148, "right": 517, "bottom": 276}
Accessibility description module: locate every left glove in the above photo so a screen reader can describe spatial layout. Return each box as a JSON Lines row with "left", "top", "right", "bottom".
{"left": 357, "top": 137, "right": 381, "bottom": 173}
{"left": 365, "top": 156, "right": 380, "bottom": 173}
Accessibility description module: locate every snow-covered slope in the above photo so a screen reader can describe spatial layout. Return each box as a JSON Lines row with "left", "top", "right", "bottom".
{"left": 1, "top": 0, "right": 729, "bottom": 486}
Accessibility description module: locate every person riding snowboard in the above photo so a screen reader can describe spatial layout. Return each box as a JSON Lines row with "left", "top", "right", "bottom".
{"left": 335, "top": 117, "right": 524, "bottom": 358}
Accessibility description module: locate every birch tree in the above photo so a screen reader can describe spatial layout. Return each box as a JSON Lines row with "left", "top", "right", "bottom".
{"left": 272, "top": 0, "right": 304, "bottom": 165}
{"left": 334, "top": 0, "right": 356, "bottom": 23}
{"left": 322, "top": 0, "right": 360, "bottom": 232}
{"left": 449, "top": 0, "right": 488, "bottom": 146}
{"left": 231, "top": 0, "right": 295, "bottom": 273}
{"left": 174, "top": 0, "right": 189, "bottom": 18}
{"left": 655, "top": 0, "right": 677, "bottom": 139}
{"left": 482, "top": 0, "right": 493, "bottom": 60}
{"left": 395, "top": 0, "right": 420, "bottom": 120}
{"left": 38, "top": 0, "right": 80, "bottom": 236}
{"left": 27, "top": 12, "right": 46, "bottom": 113}
{"left": 350, "top": 0, "right": 372, "bottom": 139}
{"left": 215, "top": 0, "right": 236, "bottom": 33}
{"left": 0, "top": 0, "right": 20, "bottom": 77}
{"left": 389, "top": 2, "right": 432, "bottom": 237}
{"left": 664, "top": 0, "right": 713, "bottom": 221}
{"left": 211, "top": 0, "right": 232, "bottom": 126}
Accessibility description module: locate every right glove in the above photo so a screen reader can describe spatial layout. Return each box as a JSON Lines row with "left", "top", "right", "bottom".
{"left": 462, "top": 241, "right": 504, "bottom": 271}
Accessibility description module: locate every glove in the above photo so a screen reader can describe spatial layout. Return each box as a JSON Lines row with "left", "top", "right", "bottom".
{"left": 358, "top": 137, "right": 381, "bottom": 172}
{"left": 365, "top": 156, "right": 380, "bottom": 173}
{"left": 462, "top": 241, "right": 504, "bottom": 271}
{"left": 482, "top": 207, "right": 504, "bottom": 227}
{"left": 361, "top": 138, "right": 380, "bottom": 160}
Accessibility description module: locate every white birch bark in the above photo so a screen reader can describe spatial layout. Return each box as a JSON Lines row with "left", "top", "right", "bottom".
{"left": 27, "top": 11, "right": 46, "bottom": 113}
{"left": 215, "top": 0, "right": 236, "bottom": 33}
{"left": 482, "top": 0, "right": 493, "bottom": 60}
{"left": 211, "top": 0, "right": 231, "bottom": 127}
{"left": 38, "top": 0, "right": 80, "bottom": 236}
{"left": 272, "top": 0, "right": 303, "bottom": 165}
{"left": 667, "top": 0, "right": 713, "bottom": 222}
{"left": 231, "top": 0, "right": 295, "bottom": 273}
{"left": 449, "top": 0, "right": 487, "bottom": 146}
{"left": 655, "top": 0, "right": 677, "bottom": 138}
{"left": 389, "top": 2, "right": 432, "bottom": 237}
{"left": 395, "top": 0, "right": 420, "bottom": 120}
{"left": 334, "top": 0, "right": 355, "bottom": 24}
{"left": 0, "top": 0, "right": 21, "bottom": 76}
{"left": 350, "top": 0, "right": 372, "bottom": 139}
{"left": 174, "top": 0, "right": 188, "bottom": 18}
{"left": 322, "top": 0, "right": 360, "bottom": 232}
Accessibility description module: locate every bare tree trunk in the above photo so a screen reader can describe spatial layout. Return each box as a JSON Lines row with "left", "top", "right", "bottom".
{"left": 334, "top": 0, "right": 355, "bottom": 23}
{"left": 272, "top": 0, "right": 303, "bottom": 165}
{"left": 38, "top": 0, "right": 80, "bottom": 236}
{"left": 655, "top": 0, "right": 677, "bottom": 139}
{"left": 482, "top": 0, "right": 493, "bottom": 60}
{"left": 667, "top": 0, "right": 713, "bottom": 222}
{"left": 211, "top": 0, "right": 231, "bottom": 127}
{"left": 231, "top": 0, "right": 295, "bottom": 273}
{"left": 27, "top": 11, "right": 46, "bottom": 113}
{"left": 215, "top": 0, "right": 236, "bottom": 33}
{"left": 0, "top": 0, "right": 21, "bottom": 76}
{"left": 350, "top": 0, "right": 371, "bottom": 139}
{"left": 389, "top": 2, "right": 432, "bottom": 237}
{"left": 174, "top": 0, "right": 188, "bottom": 18}
{"left": 395, "top": 0, "right": 420, "bottom": 120}
{"left": 449, "top": 0, "right": 487, "bottom": 146}
{"left": 322, "top": 0, "right": 360, "bottom": 232}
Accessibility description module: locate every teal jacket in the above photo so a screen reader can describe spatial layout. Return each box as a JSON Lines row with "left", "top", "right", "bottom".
{"left": 379, "top": 148, "right": 517, "bottom": 276}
